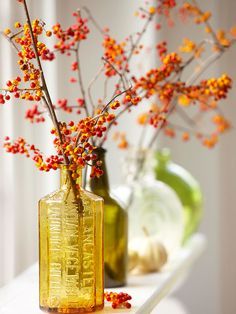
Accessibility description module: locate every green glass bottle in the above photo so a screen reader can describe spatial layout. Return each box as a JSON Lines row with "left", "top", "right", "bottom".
{"left": 154, "top": 148, "right": 203, "bottom": 243}
{"left": 90, "top": 148, "right": 128, "bottom": 288}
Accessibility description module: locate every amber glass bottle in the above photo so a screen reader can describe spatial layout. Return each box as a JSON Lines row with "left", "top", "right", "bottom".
{"left": 39, "top": 166, "right": 104, "bottom": 313}
{"left": 90, "top": 148, "right": 128, "bottom": 288}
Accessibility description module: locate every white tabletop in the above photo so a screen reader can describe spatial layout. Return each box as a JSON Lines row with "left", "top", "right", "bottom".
{"left": 0, "top": 234, "right": 206, "bottom": 314}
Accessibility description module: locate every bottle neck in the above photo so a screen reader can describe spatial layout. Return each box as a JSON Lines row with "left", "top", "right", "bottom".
{"left": 122, "top": 148, "right": 154, "bottom": 184}
{"left": 155, "top": 148, "right": 171, "bottom": 168}
{"left": 90, "top": 148, "right": 110, "bottom": 198}
{"left": 60, "top": 165, "right": 82, "bottom": 190}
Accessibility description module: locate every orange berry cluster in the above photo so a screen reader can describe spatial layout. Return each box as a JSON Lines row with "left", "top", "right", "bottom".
{"left": 4, "top": 137, "right": 63, "bottom": 171}
{"left": 201, "top": 74, "right": 232, "bottom": 100}
{"left": 110, "top": 100, "right": 120, "bottom": 110}
{"left": 123, "top": 92, "right": 141, "bottom": 106}
{"left": 137, "top": 103, "right": 167, "bottom": 129}
{"left": 202, "top": 134, "right": 218, "bottom": 149}
{"left": 157, "top": 0, "right": 176, "bottom": 14}
{"left": 133, "top": 52, "right": 182, "bottom": 99}
{"left": 149, "top": 104, "right": 167, "bottom": 128}
{"left": 0, "top": 93, "right": 8, "bottom": 104}
{"left": 216, "top": 30, "right": 231, "bottom": 48}
{"left": 212, "top": 114, "right": 230, "bottom": 134}
{"left": 49, "top": 113, "right": 117, "bottom": 177}
{"left": 161, "top": 114, "right": 230, "bottom": 148}
{"left": 179, "top": 38, "right": 196, "bottom": 53}
{"left": 104, "top": 292, "right": 132, "bottom": 309}
{"left": 156, "top": 41, "right": 168, "bottom": 58}
{"left": 103, "top": 36, "right": 128, "bottom": 77}
{"left": 2, "top": 19, "right": 55, "bottom": 103}
{"left": 180, "top": 3, "right": 211, "bottom": 24}
{"left": 56, "top": 98, "right": 73, "bottom": 113}
{"left": 15, "top": 19, "right": 55, "bottom": 61}
{"left": 134, "top": 72, "right": 232, "bottom": 147}
{"left": 164, "top": 127, "right": 175, "bottom": 138}
{"left": 51, "top": 121, "right": 94, "bottom": 158}
{"left": 113, "top": 132, "right": 129, "bottom": 149}
{"left": 52, "top": 12, "right": 89, "bottom": 54}
{"left": 136, "top": 0, "right": 176, "bottom": 20}
{"left": 25, "top": 104, "right": 45, "bottom": 123}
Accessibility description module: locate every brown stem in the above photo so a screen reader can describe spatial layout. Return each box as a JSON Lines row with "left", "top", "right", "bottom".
{"left": 147, "top": 43, "right": 234, "bottom": 150}
{"left": 101, "top": 87, "right": 132, "bottom": 115}
{"left": 147, "top": 98, "right": 177, "bottom": 149}
{"left": 191, "top": 0, "right": 223, "bottom": 51}
{"left": 187, "top": 40, "right": 235, "bottom": 85}
{"left": 99, "top": 103, "right": 133, "bottom": 147}
{"left": 102, "top": 56, "right": 128, "bottom": 91}
{"left": 22, "top": 0, "right": 80, "bottom": 198}
{"left": 101, "top": 12, "right": 154, "bottom": 142}
{"left": 167, "top": 121, "right": 210, "bottom": 137}
{"left": 186, "top": 51, "right": 222, "bottom": 85}
{"left": 88, "top": 65, "right": 104, "bottom": 112}
{"left": 75, "top": 43, "right": 90, "bottom": 117}
{"left": 103, "top": 77, "right": 109, "bottom": 102}
{"left": 175, "top": 106, "right": 198, "bottom": 127}
{"left": 0, "top": 32, "right": 20, "bottom": 52}
{"left": 75, "top": 87, "right": 131, "bottom": 148}
{"left": 82, "top": 6, "right": 107, "bottom": 35}
{"left": 22, "top": 1, "right": 63, "bottom": 144}
{"left": 138, "top": 124, "right": 148, "bottom": 150}
{"left": 0, "top": 88, "right": 41, "bottom": 92}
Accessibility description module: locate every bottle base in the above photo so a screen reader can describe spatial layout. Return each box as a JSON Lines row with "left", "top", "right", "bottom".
{"left": 105, "top": 281, "right": 126, "bottom": 288}
{"left": 40, "top": 304, "right": 103, "bottom": 314}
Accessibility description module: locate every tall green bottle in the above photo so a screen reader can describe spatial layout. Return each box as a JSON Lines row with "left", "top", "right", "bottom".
{"left": 90, "top": 148, "right": 128, "bottom": 288}
{"left": 154, "top": 148, "right": 203, "bottom": 243}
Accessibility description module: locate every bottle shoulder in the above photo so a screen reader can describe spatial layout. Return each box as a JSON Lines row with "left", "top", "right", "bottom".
{"left": 39, "top": 188, "right": 63, "bottom": 204}
{"left": 156, "top": 162, "right": 201, "bottom": 190}
{"left": 39, "top": 188, "right": 104, "bottom": 205}
{"left": 156, "top": 163, "right": 203, "bottom": 205}
{"left": 82, "top": 189, "right": 104, "bottom": 202}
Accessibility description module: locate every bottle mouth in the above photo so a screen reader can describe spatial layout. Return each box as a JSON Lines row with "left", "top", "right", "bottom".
{"left": 94, "top": 146, "right": 107, "bottom": 153}
{"left": 59, "top": 164, "right": 83, "bottom": 172}
{"left": 156, "top": 148, "right": 171, "bottom": 162}
{"left": 94, "top": 147, "right": 107, "bottom": 154}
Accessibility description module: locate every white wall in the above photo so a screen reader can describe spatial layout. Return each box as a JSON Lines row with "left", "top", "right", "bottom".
{"left": 0, "top": 1, "right": 236, "bottom": 313}
{"left": 160, "top": 2, "right": 236, "bottom": 314}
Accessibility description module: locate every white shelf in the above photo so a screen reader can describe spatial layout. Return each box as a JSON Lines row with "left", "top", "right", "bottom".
{"left": 0, "top": 234, "right": 206, "bottom": 314}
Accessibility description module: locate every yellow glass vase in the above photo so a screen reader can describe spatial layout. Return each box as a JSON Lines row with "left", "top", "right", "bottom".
{"left": 39, "top": 166, "right": 104, "bottom": 313}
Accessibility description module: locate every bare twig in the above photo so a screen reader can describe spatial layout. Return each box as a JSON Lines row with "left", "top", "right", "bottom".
{"left": 75, "top": 42, "right": 90, "bottom": 117}
{"left": 101, "top": 86, "right": 132, "bottom": 114}
{"left": 103, "top": 77, "right": 109, "bottom": 102}
{"left": 75, "top": 87, "right": 131, "bottom": 148}
{"left": 82, "top": 6, "right": 107, "bottom": 35}
{"left": 22, "top": 1, "right": 63, "bottom": 144}
{"left": 167, "top": 121, "right": 210, "bottom": 137}
{"left": 22, "top": 0, "right": 81, "bottom": 198}
{"left": 88, "top": 65, "right": 104, "bottom": 111}
{"left": 102, "top": 56, "right": 128, "bottom": 91}
{"left": 187, "top": 51, "right": 222, "bottom": 84}
{"left": 175, "top": 106, "right": 198, "bottom": 127}
{"left": 138, "top": 123, "right": 148, "bottom": 150}
{"left": 99, "top": 103, "right": 133, "bottom": 147}
{"left": 0, "top": 32, "right": 20, "bottom": 52}
{"left": 187, "top": 40, "right": 236, "bottom": 85}
{"left": 100, "top": 12, "right": 155, "bottom": 141}
{"left": 191, "top": 0, "right": 223, "bottom": 50}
